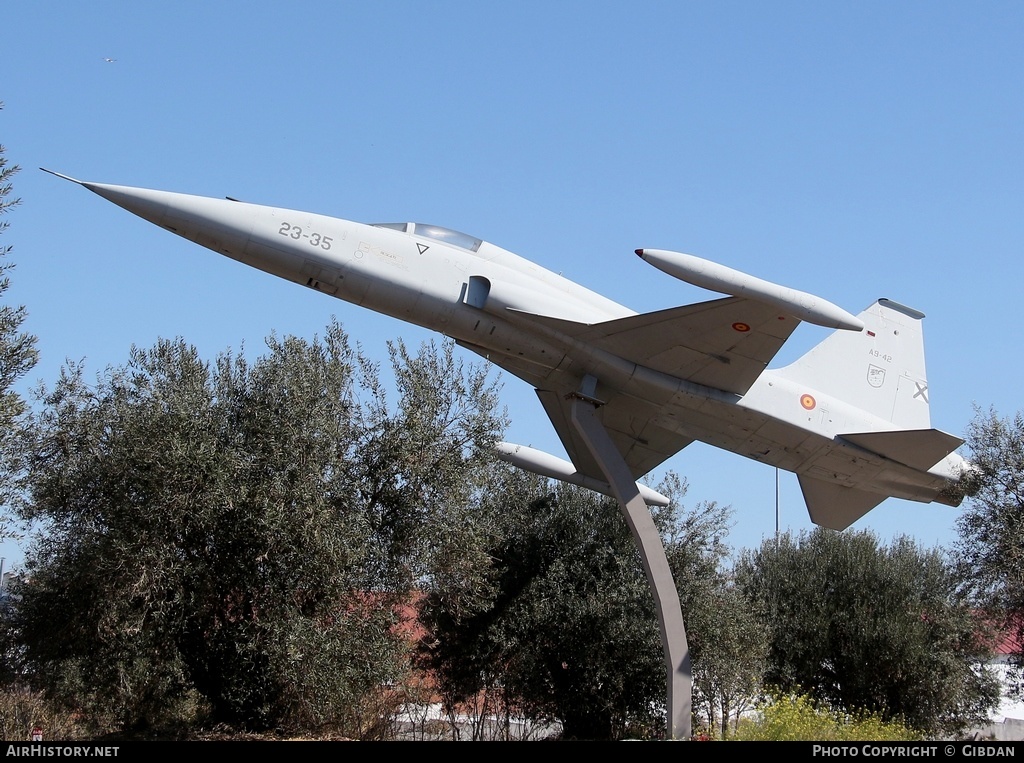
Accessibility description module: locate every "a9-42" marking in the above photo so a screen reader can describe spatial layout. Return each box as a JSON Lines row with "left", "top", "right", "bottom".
{"left": 278, "top": 222, "right": 333, "bottom": 250}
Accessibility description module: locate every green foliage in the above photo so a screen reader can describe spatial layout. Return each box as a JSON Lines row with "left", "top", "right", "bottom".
{"left": 731, "top": 692, "right": 921, "bottom": 742}
{"left": 736, "top": 529, "right": 999, "bottom": 737}
{"left": 7, "top": 328, "right": 505, "bottom": 734}
{"left": 660, "top": 484, "right": 768, "bottom": 737}
{"left": 0, "top": 684, "right": 88, "bottom": 741}
{"left": 420, "top": 474, "right": 661, "bottom": 739}
{"left": 688, "top": 581, "right": 768, "bottom": 738}
{"left": 419, "top": 473, "right": 742, "bottom": 740}
{"left": 0, "top": 110, "right": 39, "bottom": 510}
{"left": 956, "top": 408, "right": 1024, "bottom": 691}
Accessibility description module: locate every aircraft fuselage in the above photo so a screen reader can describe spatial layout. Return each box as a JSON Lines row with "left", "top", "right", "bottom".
{"left": 58, "top": 178, "right": 968, "bottom": 524}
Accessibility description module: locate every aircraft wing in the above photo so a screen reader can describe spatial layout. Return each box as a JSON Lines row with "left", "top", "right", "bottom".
{"left": 466, "top": 296, "right": 803, "bottom": 481}
{"left": 513, "top": 296, "right": 801, "bottom": 396}
{"left": 457, "top": 340, "right": 696, "bottom": 479}
{"left": 535, "top": 387, "right": 696, "bottom": 480}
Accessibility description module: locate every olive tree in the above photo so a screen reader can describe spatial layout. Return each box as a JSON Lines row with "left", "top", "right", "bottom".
{"left": 418, "top": 473, "right": 746, "bottom": 740}
{"left": 0, "top": 112, "right": 38, "bottom": 507}
{"left": 955, "top": 407, "right": 1024, "bottom": 698}
{"left": 737, "top": 529, "right": 999, "bottom": 736}
{"left": 7, "top": 327, "right": 504, "bottom": 734}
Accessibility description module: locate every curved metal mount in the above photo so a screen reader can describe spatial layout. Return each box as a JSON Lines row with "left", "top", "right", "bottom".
{"left": 569, "top": 375, "right": 692, "bottom": 740}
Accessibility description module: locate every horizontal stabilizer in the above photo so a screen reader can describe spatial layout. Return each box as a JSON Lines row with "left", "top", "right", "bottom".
{"left": 799, "top": 475, "right": 887, "bottom": 531}
{"left": 839, "top": 429, "right": 963, "bottom": 471}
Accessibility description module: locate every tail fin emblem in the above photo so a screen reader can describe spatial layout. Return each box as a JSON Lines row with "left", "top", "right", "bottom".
{"left": 867, "top": 365, "right": 886, "bottom": 388}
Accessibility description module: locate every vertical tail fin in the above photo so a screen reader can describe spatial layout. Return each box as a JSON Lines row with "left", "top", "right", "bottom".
{"left": 773, "top": 299, "right": 932, "bottom": 429}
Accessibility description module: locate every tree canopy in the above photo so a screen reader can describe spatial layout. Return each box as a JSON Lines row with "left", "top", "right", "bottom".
{"left": 736, "top": 528, "right": 999, "bottom": 737}
{"left": 956, "top": 407, "right": 1024, "bottom": 695}
{"left": 417, "top": 472, "right": 743, "bottom": 740}
{"left": 6, "top": 327, "right": 505, "bottom": 733}
{"left": 0, "top": 110, "right": 38, "bottom": 509}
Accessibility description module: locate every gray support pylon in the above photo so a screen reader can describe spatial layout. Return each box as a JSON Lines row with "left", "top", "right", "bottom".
{"left": 569, "top": 379, "right": 692, "bottom": 740}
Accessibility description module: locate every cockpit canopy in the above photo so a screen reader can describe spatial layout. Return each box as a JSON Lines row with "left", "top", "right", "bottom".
{"left": 372, "top": 222, "right": 483, "bottom": 253}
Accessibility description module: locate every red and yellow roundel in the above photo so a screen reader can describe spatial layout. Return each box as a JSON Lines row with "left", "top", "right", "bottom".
{"left": 800, "top": 394, "right": 816, "bottom": 410}
{"left": 732, "top": 322, "right": 750, "bottom": 332}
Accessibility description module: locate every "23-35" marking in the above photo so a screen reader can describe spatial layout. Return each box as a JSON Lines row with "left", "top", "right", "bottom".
{"left": 278, "top": 222, "right": 333, "bottom": 250}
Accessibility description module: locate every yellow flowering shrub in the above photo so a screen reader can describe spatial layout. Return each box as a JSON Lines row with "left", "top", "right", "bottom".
{"left": 730, "top": 693, "right": 922, "bottom": 741}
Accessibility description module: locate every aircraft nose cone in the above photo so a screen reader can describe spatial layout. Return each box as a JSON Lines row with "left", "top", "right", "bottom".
{"left": 80, "top": 181, "right": 175, "bottom": 228}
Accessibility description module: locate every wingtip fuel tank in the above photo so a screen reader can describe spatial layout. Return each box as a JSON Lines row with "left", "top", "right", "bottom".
{"left": 494, "top": 442, "right": 670, "bottom": 506}
{"left": 636, "top": 248, "right": 864, "bottom": 332}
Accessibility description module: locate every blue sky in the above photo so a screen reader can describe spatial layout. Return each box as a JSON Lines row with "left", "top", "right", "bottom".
{"left": 2, "top": 1, "right": 1023, "bottom": 566}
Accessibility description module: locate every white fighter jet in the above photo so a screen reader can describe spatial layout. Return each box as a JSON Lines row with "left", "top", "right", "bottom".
{"left": 45, "top": 170, "right": 972, "bottom": 531}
